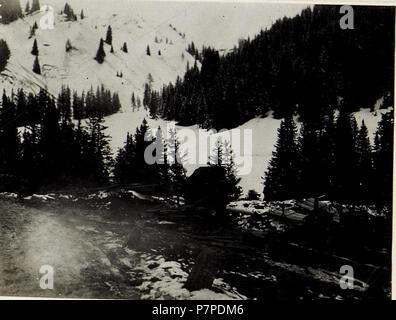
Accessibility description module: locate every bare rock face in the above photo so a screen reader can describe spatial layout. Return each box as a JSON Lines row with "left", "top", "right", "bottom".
{"left": 184, "top": 247, "right": 223, "bottom": 291}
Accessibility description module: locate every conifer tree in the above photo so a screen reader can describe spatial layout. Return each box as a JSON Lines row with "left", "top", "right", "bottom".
{"left": 263, "top": 117, "right": 299, "bottom": 200}
{"left": 0, "top": 0, "right": 23, "bottom": 24}
{"left": 0, "top": 39, "right": 11, "bottom": 72}
{"left": 72, "top": 90, "right": 84, "bottom": 123}
{"left": 131, "top": 92, "right": 136, "bottom": 110}
{"left": 122, "top": 42, "right": 128, "bottom": 53}
{"left": 332, "top": 109, "right": 359, "bottom": 202}
{"left": 63, "top": 3, "right": 71, "bottom": 17}
{"left": 95, "top": 38, "right": 106, "bottom": 64}
{"left": 146, "top": 45, "right": 151, "bottom": 56}
{"left": 32, "top": 56, "right": 41, "bottom": 74}
{"left": 356, "top": 120, "right": 373, "bottom": 201}
{"left": 373, "top": 110, "right": 394, "bottom": 206}
{"left": 86, "top": 115, "right": 112, "bottom": 183}
{"left": 57, "top": 85, "right": 72, "bottom": 123}
{"left": 65, "top": 39, "right": 72, "bottom": 52}
{"left": 114, "top": 119, "right": 158, "bottom": 183}
{"left": 105, "top": 25, "right": 112, "bottom": 45}
{"left": 31, "top": 39, "right": 39, "bottom": 56}
{"left": 15, "top": 88, "right": 28, "bottom": 126}
{"left": 25, "top": 1, "right": 31, "bottom": 14}
{"left": 167, "top": 129, "right": 186, "bottom": 196}
{"left": 30, "top": 0, "right": 40, "bottom": 13}
{"left": 0, "top": 90, "right": 20, "bottom": 176}
{"left": 206, "top": 138, "right": 242, "bottom": 213}
{"left": 113, "top": 132, "right": 135, "bottom": 183}
{"left": 80, "top": 9, "right": 84, "bottom": 19}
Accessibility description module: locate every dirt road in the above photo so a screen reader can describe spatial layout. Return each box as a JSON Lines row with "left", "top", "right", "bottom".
{"left": 0, "top": 200, "right": 141, "bottom": 298}
{"left": 0, "top": 194, "right": 388, "bottom": 300}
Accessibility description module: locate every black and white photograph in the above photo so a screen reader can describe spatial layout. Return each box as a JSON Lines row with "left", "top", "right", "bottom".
{"left": 0, "top": 0, "right": 394, "bottom": 302}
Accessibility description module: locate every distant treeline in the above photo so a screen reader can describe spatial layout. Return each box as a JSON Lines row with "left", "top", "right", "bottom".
{"left": 8, "top": 85, "right": 121, "bottom": 127}
{"left": 145, "top": 5, "right": 394, "bottom": 130}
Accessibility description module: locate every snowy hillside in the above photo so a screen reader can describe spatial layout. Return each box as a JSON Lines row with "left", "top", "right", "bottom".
{"left": 0, "top": 0, "right": 307, "bottom": 108}
{"left": 0, "top": 1, "right": 391, "bottom": 197}
{"left": 105, "top": 106, "right": 391, "bottom": 197}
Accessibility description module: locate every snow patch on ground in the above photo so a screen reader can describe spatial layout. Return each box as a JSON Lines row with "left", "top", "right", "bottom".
{"left": 135, "top": 254, "right": 246, "bottom": 300}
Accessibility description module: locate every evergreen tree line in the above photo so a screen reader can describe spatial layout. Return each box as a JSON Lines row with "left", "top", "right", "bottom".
{"left": 264, "top": 109, "right": 394, "bottom": 207}
{"left": 113, "top": 120, "right": 186, "bottom": 187}
{"left": 71, "top": 85, "right": 122, "bottom": 120}
{"left": 146, "top": 5, "right": 394, "bottom": 130}
{"left": 113, "top": 119, "right": 241, "bottom": 204}
{"left": 3, "top": 85, "right": 121, "bottom": 126}
{"left": 0, "top": 88, "right": 112, "bottom": 193}
{"left": 186, "top": 41, "right": 202, "bottom": 61}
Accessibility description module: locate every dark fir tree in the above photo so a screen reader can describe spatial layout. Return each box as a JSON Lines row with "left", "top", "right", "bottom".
{"left": 30, "top": 0, "right": 40, "bottom": 13}
{"left": 31, "top": 39, "right": 39, "bottom": 56}
{"left": 113, "top": 132, "right": 135, "bottom": 184}
{"left": 95, "top": 38, "right": 106, "bottom": 64}
{"left": 65, "top": 39, "right": 72, "bottom": 52}
{"left": 114, "top": 119, "right": 159, "bottom": 184}
{"left": 15, "top": 88, "right": 27, "bottom": 126}
{"left": 0, "top": 0, "right": 23, "bottom": 24}
{"left": 85, "top": 115, "right": 112, "bottom": 183}
{"left": 25, "top": 1, "right": 30, "bottom": 14}
{"left": 131, "top": 92, "right": 136, "bottom": 110}
{"left": 146, "top": 45, "right": 151, "bottom": 56}
{"left": 122, "top": 42, "right": 128, "bottom": 53}
{"left": 0, "top": 90, "right": 20, "bottom": 177}
{"left": 32, "top": 56, "right": 41, "bottom": 74}
{"left": 105, "top": 25, "right": 112, "bottom": 45}
{"left": 167, "top": 129, "right": 186, "bottom": 203}
{"left": 264, "top": 117, "right": 299, "bottom": 200}
{"left": 72, "top": 90, "right": 84, "bottom": 123}
{"left": 0, "top": 40, "right": 11, "bottom": 72}
{"left": 332, "top": 109, "right": 359, "bottom": 202}
{"left": 373, "top": 110, "right": 394, "bottom": 206}
{"left": 57, "top": 85, "right": 72, "bottom": 123}
{"left": 63, "top": 3, "right": 72, "bottom": 17}
{"left": 355, "top": 120, "right": 373, "bottom": 202}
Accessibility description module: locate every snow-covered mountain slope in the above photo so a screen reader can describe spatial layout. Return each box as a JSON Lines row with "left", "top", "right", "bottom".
{"left": 0, "top": 0, "right": 307, "bottom": 108}
{"left": 0, "top": 0, "right": 200, "bottom": 108}
{"left": 105, "top": 106, "right": 391, "bottom": 197}
{"left": 0, "top": 1, "right": 390, "bottom": 197}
